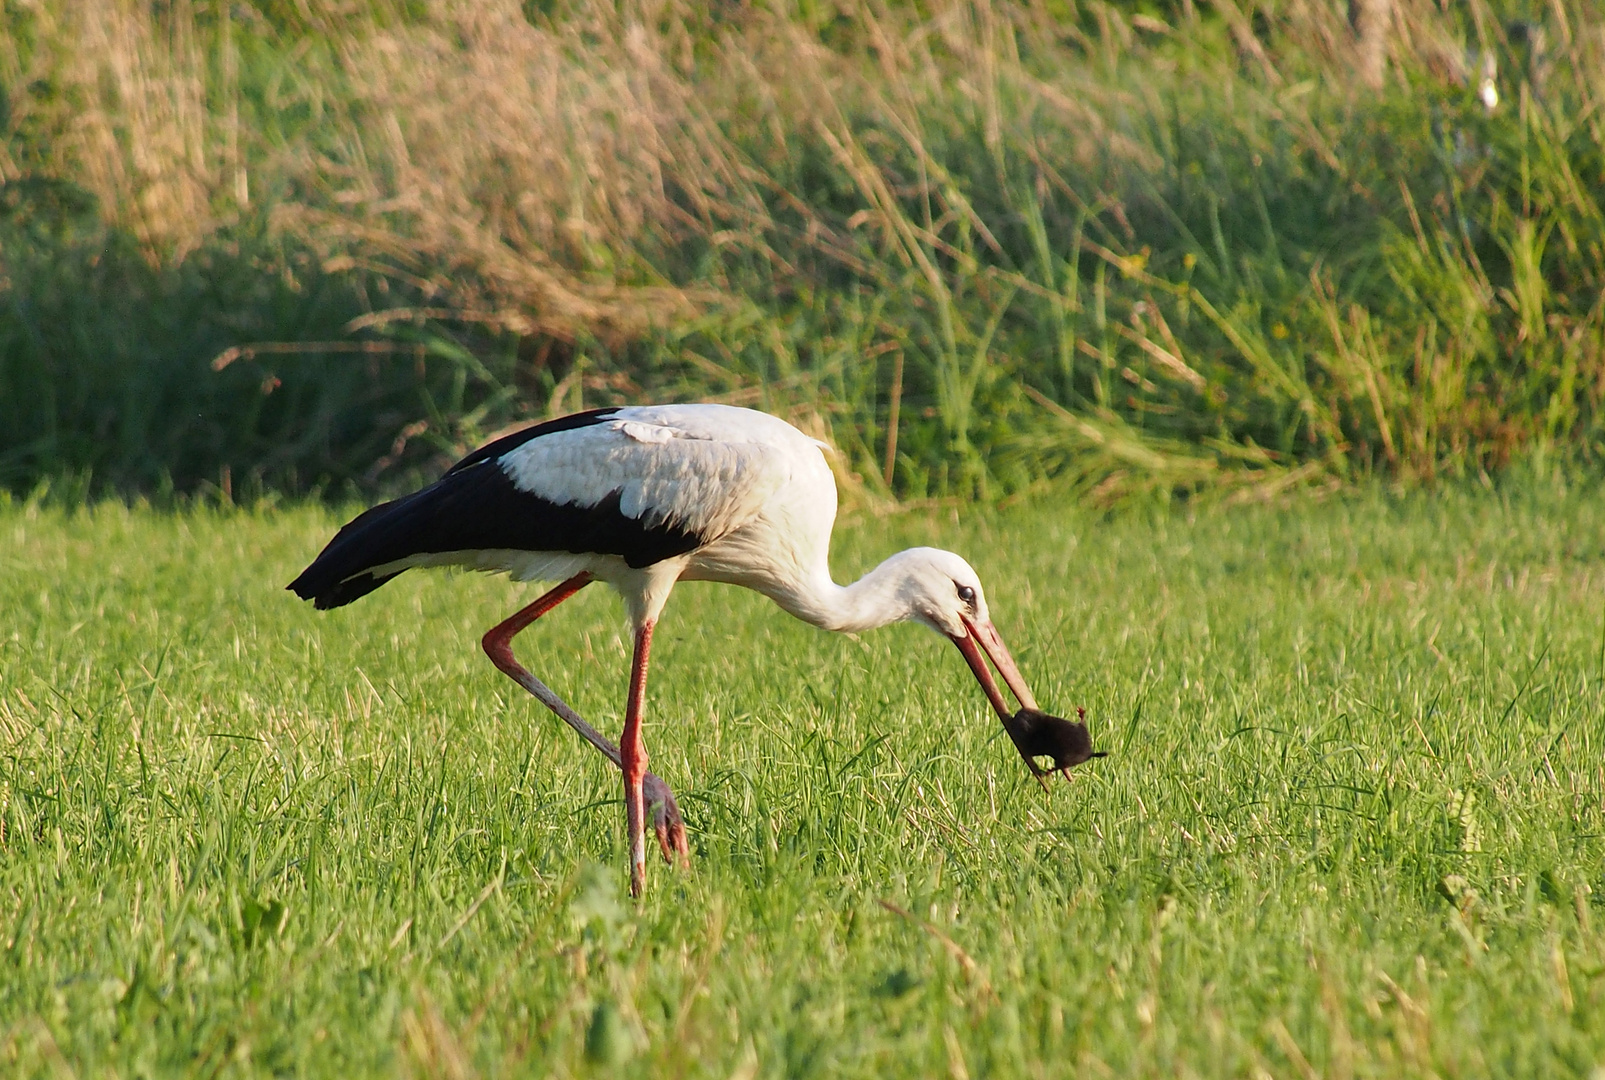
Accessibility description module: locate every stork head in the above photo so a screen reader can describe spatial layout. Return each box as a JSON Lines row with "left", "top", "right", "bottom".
{"left": 888, "top": 547, "right": 1104, "bottom": 779}
{"left": 888, "top": 547, "right": 1040, "bottom": 717}
{"left": 887, "top": 547, "right": 993, "bottom": 638}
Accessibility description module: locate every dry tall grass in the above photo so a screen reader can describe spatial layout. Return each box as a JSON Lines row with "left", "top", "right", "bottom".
{"left": 285, "top": 0, "right": 751, "bottom": 344}
{"left": 0, "top": 0, "right": 231, "bottom": 262}
{"left": 4, "top": 0, "right": 1604, "bottom": 498}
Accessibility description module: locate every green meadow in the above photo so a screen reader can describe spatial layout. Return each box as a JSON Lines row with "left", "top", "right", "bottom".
{"left": 1, "top": 487, "right": 1601, "bottom": 1076}
{"left": 5, "top": 6, "right": 1605, "bottom": 1073}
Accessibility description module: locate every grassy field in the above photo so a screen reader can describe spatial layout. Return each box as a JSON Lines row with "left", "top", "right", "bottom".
{"left": 0, "top": 488, "right": 1601, "bottom": 1076}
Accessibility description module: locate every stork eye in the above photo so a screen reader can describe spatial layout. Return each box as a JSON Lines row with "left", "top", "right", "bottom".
{"left": 956, "top": 584, "right": 977, "bottom": 606}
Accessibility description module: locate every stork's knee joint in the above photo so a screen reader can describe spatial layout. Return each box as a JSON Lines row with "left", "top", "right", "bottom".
{"left": 622, "top": 747, "right": 648, "bottom": 785}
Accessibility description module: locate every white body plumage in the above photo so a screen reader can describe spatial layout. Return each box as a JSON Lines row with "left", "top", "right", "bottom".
{"left": 494, "top": 404, "right": 840, "bottom": 627}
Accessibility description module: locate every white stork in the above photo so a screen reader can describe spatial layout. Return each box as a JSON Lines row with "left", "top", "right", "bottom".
{"left": 289, "top": 404, "right": 1101, "bottom": 896}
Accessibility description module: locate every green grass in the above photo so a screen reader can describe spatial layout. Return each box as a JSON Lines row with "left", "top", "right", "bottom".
{"left": 1, "top": 488, "right": 1602, "bottom": 1076}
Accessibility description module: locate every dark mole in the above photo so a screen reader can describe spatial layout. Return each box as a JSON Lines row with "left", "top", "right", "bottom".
{"left": 1001, "top": 706, "right": 1106, "bottom": 781}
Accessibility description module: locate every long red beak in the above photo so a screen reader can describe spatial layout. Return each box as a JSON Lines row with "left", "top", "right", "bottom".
{"left": 950, "top": 615, "right": 1038, "bottom": 720}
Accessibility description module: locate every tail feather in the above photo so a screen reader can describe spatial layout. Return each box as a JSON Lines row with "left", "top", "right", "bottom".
{"left": 287, "top": 463, "right": 524, "bottom": 608}
{"left": 287, "top": 493, "right": 427, "bottom": 609}
{"left": 289, "top": 410, "right": 626, "bottom": 609}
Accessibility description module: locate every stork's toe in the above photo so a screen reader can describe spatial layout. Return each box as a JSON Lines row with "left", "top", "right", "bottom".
{"left": 656, "top": 817, "right": 690, "bottom": 868}
{"left": 643, "top": 772, "right": 691, "bottom": 867}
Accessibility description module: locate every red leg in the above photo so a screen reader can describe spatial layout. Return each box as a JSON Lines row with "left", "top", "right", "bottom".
{"left": 484, "top": 574, "right": 594, "bottom": 667}
{"left": 622, "top": 621, "right": 655, "bottom": 898}
{"left": 482, "top": 575, "right": 689, "bottom": 874}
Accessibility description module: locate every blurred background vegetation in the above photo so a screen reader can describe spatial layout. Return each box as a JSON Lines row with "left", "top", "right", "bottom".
{"left": 1, "top": 0, "right": 1600, "bottom": 503}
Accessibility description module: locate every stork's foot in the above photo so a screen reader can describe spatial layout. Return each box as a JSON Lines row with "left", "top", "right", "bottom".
{"left": 643, "top": 771, "right": 690, "bottom": 867}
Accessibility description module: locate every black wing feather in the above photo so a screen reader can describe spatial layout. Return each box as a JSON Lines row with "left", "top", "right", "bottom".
{"left": 287, "top": 409, "right": 703, "bottom": 609}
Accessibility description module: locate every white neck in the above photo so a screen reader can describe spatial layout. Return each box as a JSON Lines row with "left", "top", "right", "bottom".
{"left": 764, "top": 552, "right": 922, "bottom": 634}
